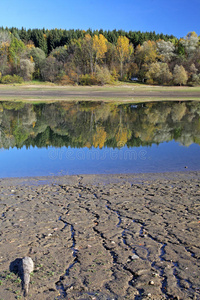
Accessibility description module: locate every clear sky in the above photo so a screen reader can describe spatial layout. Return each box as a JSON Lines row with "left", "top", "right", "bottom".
{"left": 0, "top": 0, "right": 199, "bottom": 38}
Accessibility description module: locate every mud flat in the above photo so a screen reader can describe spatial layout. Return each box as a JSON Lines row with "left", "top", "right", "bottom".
{"left": 0, "top": 171, "right": 200, "bottom": 299}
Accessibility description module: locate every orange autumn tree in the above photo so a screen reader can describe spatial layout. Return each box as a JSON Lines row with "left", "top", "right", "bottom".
{"left": 116, "top": 36, "right": 133, "bottom": 79}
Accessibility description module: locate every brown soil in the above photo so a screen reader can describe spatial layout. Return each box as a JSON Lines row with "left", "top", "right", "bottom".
{"left": 0, "top": 172, "right": 200, "bottom": 300}
{"left": 0, "top": 89, "right": 200, "bottom": 99}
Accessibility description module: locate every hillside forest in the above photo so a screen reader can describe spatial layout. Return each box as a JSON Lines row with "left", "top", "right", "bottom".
{"left": 0, "top": 27, "right": 200, "bottom": 86}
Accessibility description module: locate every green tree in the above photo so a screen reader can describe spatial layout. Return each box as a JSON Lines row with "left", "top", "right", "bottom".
{"left": 51, "top": 46, "right": 69, "bottom": 65}
{"left": 31, "top": 29, "right": 48, "bottom": 54}
{"left": 8, "top": 37, "right": 25, "bottom": 70}
{"left": 30, "top": 47, "right": 46, "bottom": 79}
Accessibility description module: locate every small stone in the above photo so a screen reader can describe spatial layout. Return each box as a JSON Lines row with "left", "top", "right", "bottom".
{"left": 68, "top": 285, "right": 73, "bottom": 290}
{"left": 111, "top": 241, "right": 115, "bottom": 244}
{"left": 149, "top": 280, "right": 154, "bottom": 285}
{"left": 131, "top": 254, "right": 140, "bottom": 260}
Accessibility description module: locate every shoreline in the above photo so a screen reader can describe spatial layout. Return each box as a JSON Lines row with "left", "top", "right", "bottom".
{"left": 0, "top": 170, "right": 199, "bottom": 186}
{"left": 0, "top": 170, "right": 200, "bottom": 299}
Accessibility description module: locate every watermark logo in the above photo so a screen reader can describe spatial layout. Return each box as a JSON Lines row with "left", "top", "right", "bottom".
{"left": 48, "top": 147, "right": 148, "bottom": 161}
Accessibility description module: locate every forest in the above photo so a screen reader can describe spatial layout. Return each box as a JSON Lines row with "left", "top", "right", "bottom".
{"left": 0, "top": 27, "right": 200, "bottom": 86}
{"left": 0, "top": 101, "right": 199, "bottom": 150}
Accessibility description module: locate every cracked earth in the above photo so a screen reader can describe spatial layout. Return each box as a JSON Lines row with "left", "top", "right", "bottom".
{"left": 0, "top": 172, "right": 199, "bottom": 299}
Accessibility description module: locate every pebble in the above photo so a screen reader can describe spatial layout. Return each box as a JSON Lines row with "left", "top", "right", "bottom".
{"left": 149, "top": 280, "right": 154, "bottom": 285}
{"left": 131, "top": 254, "right": 140, "bottom": 260}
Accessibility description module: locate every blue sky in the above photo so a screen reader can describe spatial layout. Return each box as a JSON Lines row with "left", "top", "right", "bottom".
{"left": 0, "top": 0, "right": 199, "bottom": 38}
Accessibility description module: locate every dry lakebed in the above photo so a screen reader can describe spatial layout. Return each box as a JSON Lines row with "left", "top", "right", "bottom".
{"left": 0, "top": 171, "right": 199, "bottom": 300}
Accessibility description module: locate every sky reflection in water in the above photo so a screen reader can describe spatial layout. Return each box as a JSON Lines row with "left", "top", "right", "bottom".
{"left": 0, "top": 141, "right": 199, "bottom": 178}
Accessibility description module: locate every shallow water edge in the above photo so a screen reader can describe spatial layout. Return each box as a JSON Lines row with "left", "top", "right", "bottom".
{"left": 0, "top": 170, "right": 199, "bottom": 187}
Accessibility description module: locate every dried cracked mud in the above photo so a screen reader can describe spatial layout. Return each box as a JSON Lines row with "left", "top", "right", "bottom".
{"left": 0, "top": 172, "right": 199, "bottom": 300}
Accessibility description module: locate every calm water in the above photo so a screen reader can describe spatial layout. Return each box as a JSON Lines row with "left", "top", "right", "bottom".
{"left": 0, "top": 100, "right": 199, "bottom": 177}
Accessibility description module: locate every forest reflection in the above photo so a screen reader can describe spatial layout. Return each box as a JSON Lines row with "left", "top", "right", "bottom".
{"left": 0, "top": 100, "right": 199, "bottom": 150}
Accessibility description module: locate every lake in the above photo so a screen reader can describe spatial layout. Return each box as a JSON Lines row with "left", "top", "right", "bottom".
{"left": 0, "top": 100, "right": 199, "bottom": 178}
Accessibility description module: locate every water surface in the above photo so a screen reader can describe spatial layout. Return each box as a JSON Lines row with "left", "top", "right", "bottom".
{"left": 0, "top": 100, "right": 199, "bottom": 177}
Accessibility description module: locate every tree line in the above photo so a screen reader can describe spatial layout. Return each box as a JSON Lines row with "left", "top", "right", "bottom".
{"left": 0, "top": 27, "right": 199, "bottom": 86}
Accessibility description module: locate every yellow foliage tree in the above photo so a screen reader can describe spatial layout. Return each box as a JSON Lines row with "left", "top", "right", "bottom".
{"left": 93, "top": 34, "right": 108, "bottom": 71}
{"left": 26, "top": 40, "right": 35, "bottom": 49}
{"left": 116, "top": 36, "right": 133, "bottom": 78}
{"left": 135, "top": 40, "right": 158, "bottom": 81}
{"left": 135, "top": 40, "right": 158, "bottom": 67}
{"left": 93, "top": 126, "right": 107, "bottom": 148}
{"left": 116, "top": 126, "right": 131, "bottom": 147}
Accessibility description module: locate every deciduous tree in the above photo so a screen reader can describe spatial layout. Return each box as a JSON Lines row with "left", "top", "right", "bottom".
{"left": 8, "top": 37, "right": 25, "bottom": 70}
{"left": 41, "top": 56, "right": 61, "bottom": 82}
{"left": 95, "top": 65, "right": 111, "bottom": 85}
{"left": 19, "top": 59, "right": 35, "bottom": 81}
{"left": 30, "top": 47, "right": 46, "bottom": 79}
{"left": 116, "top": 36, "right": 133, "bottom": 79}
{"left": 146, "top": 62, "right": 172, "bottom": 85}
{"left": 173, "top": 65, "right": 188, "bottom": 85}
{"left": 180, "top": 32, "right": 199, "bottom": 57}
{"left": 0, "top": 42, "right": 9, "bottom": 75}
{"left": 156, "top": 40, "right": 175, "bottom": 62}
{"left": 134, "top": 40, "right": 157, "bottom": 80}
{"left": 93, "top": 34, "right": 108, "bottom": 71}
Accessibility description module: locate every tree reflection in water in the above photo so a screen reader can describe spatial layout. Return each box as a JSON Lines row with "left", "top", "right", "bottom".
{"left": 0, "top": 100, "right": 199, "bottom": 150}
